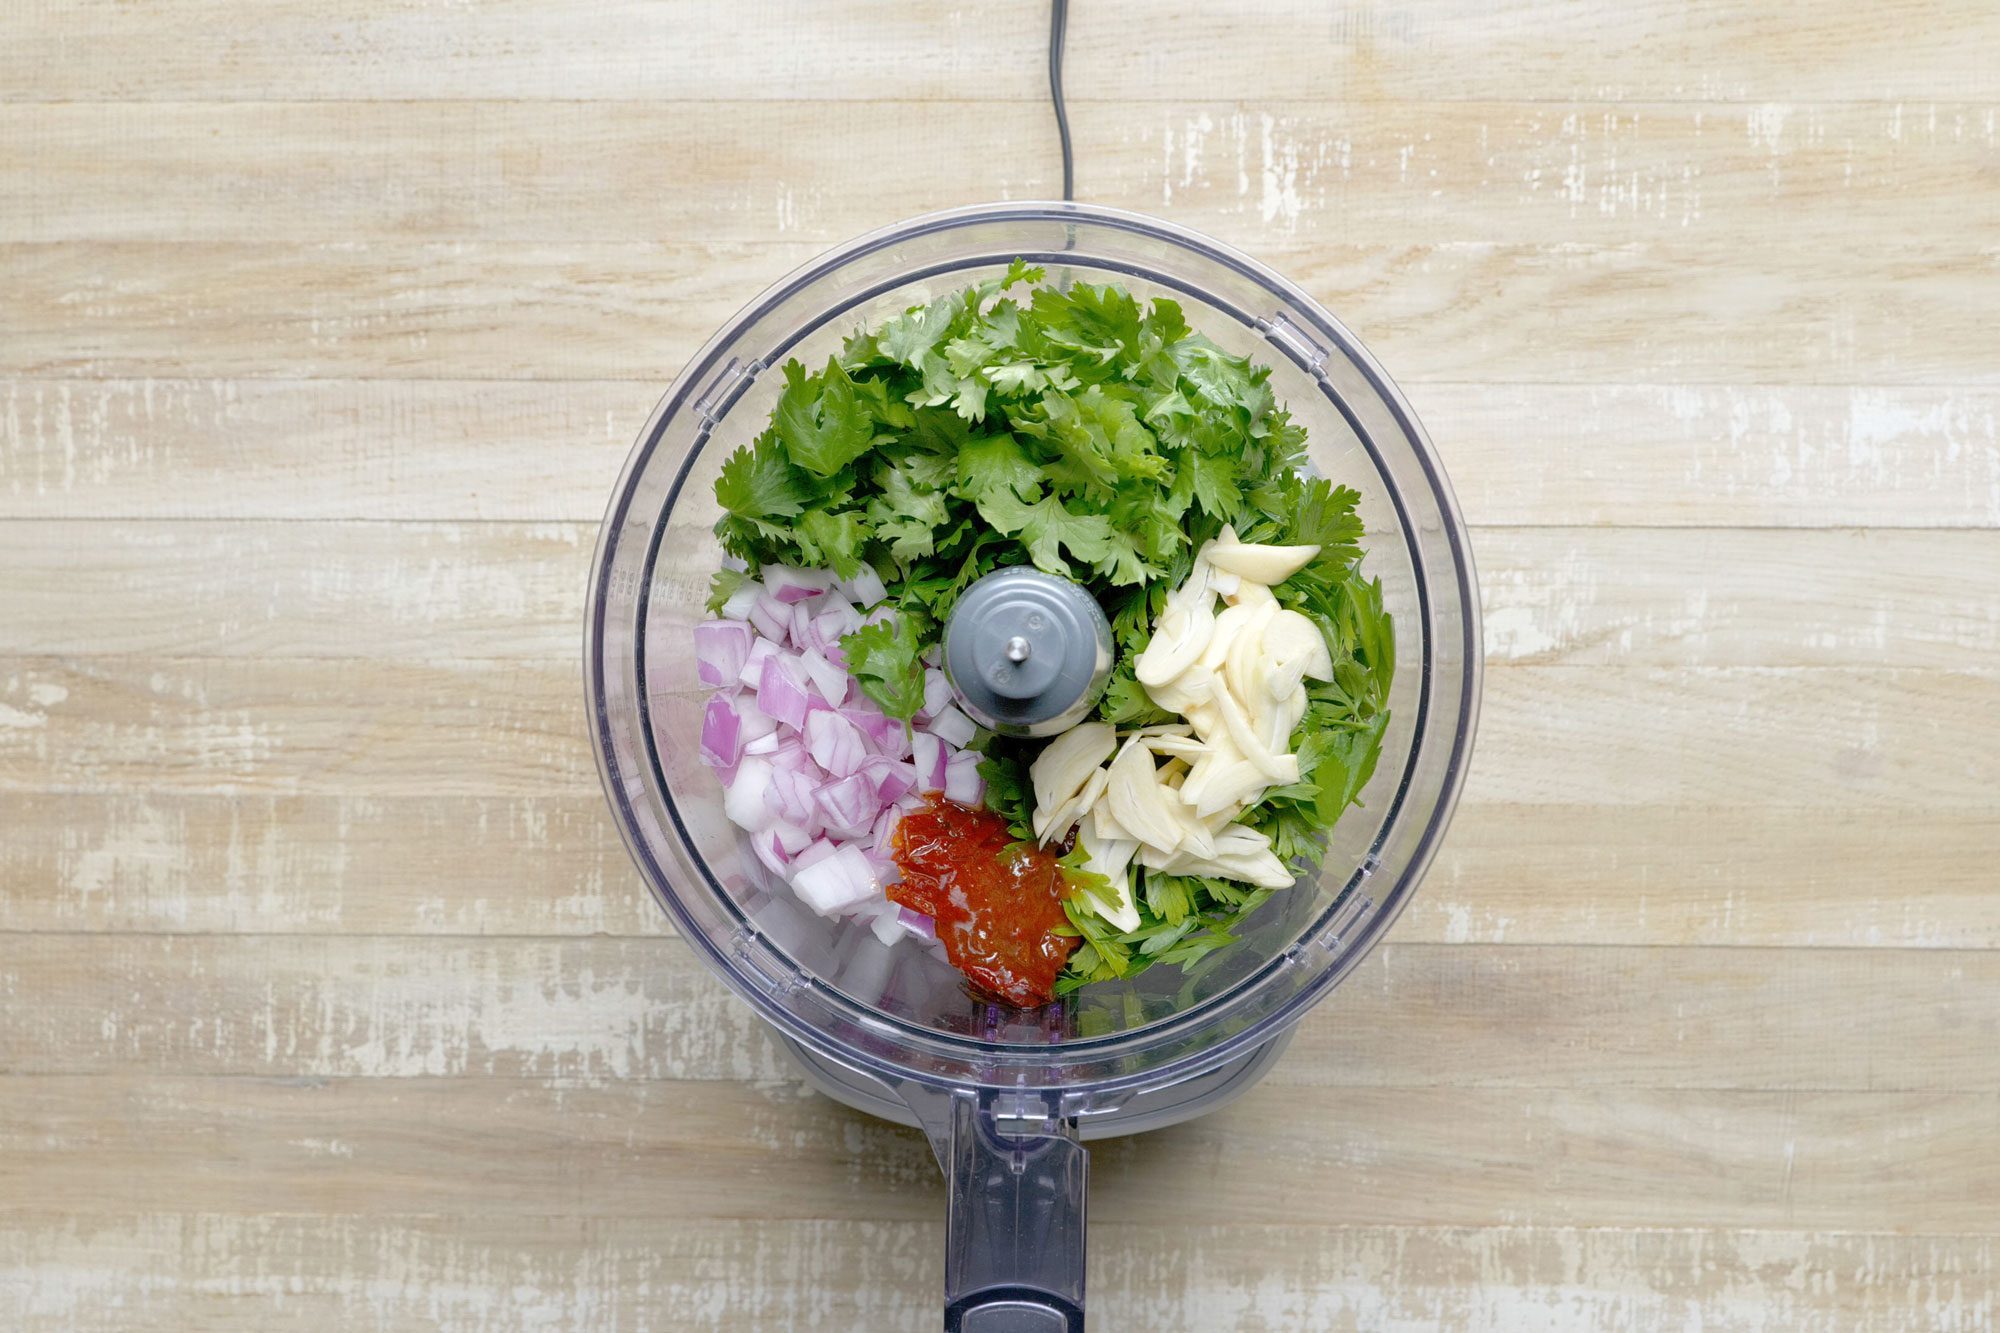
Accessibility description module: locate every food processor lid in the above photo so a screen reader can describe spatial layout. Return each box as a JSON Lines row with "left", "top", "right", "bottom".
{"left": 587, "top": 201, "right": 1482, "bottom": 1100}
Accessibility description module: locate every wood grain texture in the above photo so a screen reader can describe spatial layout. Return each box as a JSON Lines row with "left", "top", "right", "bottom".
{"left": 7, "top": 100, "right": 1997, "bottom": 247}
{"left": 6, "top": 936, "right": 2000, "bottom": 1092}
{"left": 4, "top": 0, "right": 1997, "bottom": 103}
{"left": 8, "top": 379, "right": 1998, "bottom": 527}
{"left": 1, "top": 1216, "right": 1992, "bottom": 1333}
{"left": 6, "top": 1, "right": 1998, "bottom": 1327}
{"left": 3, "top": 1075, "right": 1998, "bottom": 1234}
{"left": 8, "top": 240, "right": 1999, "bottom": 384}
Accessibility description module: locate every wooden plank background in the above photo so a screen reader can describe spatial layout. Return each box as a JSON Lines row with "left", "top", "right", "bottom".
{"left": 2, "top": 1, "right": 1996, "bottom": 1328}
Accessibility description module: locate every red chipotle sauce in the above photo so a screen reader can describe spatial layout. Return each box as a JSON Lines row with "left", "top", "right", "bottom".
{"left": 889, "top": 795, "right": 1078, "bottom": 1007}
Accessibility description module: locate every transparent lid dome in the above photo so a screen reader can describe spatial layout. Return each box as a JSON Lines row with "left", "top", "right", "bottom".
{"left": 586, "top": 203, "right": 1481, "bottom": 1097}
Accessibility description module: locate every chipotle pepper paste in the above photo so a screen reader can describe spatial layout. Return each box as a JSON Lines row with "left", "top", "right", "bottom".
{"left": 889, "top": 795, "right": 1078, "bottom": 1007}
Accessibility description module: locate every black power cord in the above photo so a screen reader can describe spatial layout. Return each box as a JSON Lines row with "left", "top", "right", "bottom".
{"left": 1048, "top": 0, "right": 1074, "bottom": 201}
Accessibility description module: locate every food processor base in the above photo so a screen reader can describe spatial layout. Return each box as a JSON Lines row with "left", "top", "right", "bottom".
{"left": 775, "top": 1026, "right": 1296, "bottom": 1140}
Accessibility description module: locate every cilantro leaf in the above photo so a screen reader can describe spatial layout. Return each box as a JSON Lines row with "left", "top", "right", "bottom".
{"left": 715, "top": 435, "right": 809, "bottom": 526}
{"left": 795, "top": 508, "right": 870, "bottom": 579}
{"left": 774, "top": 358, "right": 878, "bottom": 478}
{"left": 840, "top": 614, "right": 928, "bottom": 721}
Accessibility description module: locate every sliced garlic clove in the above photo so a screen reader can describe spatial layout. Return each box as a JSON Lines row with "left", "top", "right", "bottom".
{"left": 1191, "top": 758, "right": 1270, "bottom": 819}
{"left": 1144, "top": 734, "right": 1208, "bottom": 760}
{"left": 1134, "top": 596, "right": 1215, "bottom": 688}
{"left": 1207, "top": 540, "right": 1321, "bottom": 586}
{"left": 1165, "top": 797, "right": 1216, "bottom": 860}
{"left": 1148, "top": 664, "right": 1215, "bottom": 714}
{"left": 1105, "top": 741, "right": 1185, "bottom": 854}
{"left": 1207, "top": 680, "right": 1296, "bottom": 784}
{"left": 1073, "top": 825, "right": 1141, "bottom": 932}
{"left": 1092, "top": 800, "right": 1133, "bottom": 843}
{"left": 1029, "top": 722, "right": 1116, "bottom": 837}
{"left": 1037, "top": 765, "right": 1110, "bottom": 845}
{"left": 1224, "top": 601, "right": 1279, "bottom": 709}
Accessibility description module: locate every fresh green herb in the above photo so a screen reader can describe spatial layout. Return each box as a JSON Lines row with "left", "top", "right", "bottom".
{"left": 706, "top": 264, "right": 1396, "bottom": 998}
{"left": 840, "top": 613, "right": 930, "bottom": 723}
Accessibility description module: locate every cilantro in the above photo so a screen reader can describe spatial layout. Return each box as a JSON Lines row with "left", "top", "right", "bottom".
{"left": 840, "top": 613, "right": 927, "bottom": 720}
{"left": 774, "top": 357, "right": 878, "bottom": 478}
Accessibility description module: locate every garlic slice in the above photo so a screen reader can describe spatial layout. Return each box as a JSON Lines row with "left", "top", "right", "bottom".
{"left": 1105, "top": 741, "right": 1185, "bottom": 853}
{"left": 1029, "top": 722, "right": 1116, "bottom": 839}
{"left": 1134, "top": 594, "right": 1214, "bottom": 687}
{"left": 1074, "top": 825, "right": 1141, "bottom": 932}
{"left": 1207, "top": 539, "right": 1321, "bottom": 586}
{"left": 1262, "top": 608, "right": 1334, "bottom": 687}
{"left": 1037, "top": 766, "right": 1109, "bottom": 845}
{"left": 1224, "top": 602, "right": 1281, "bottom": 711}
{"left": 1147, "top": 664, "right": 1215, "bottom": 714}
{"left": 1165, "top": 823, "right": 1297, "bottom": 888}
{"left": 1207, "top": 680, "right": 1298, "bottom": 785}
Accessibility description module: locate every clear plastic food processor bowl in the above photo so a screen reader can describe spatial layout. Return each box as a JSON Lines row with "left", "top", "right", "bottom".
{"left": 586, "top": 203, "right": 1480, "bottom": 1331}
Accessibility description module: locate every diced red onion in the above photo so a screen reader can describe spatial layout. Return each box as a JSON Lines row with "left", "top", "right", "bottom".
{"left": 751, "top": 829, "right": 791, "bottom": 877}
{"left": 699, "top": 694, "right": 743, "bottom": 773}
{"left": 792, "top": 837, "right": 839, "bottom": 872}
{"left": 896, "top": 907, "right": 937, "bottom": 942}
{"left": 771, "top": 820, "right": 812, "bottom": 856}
{"left": 723, "top": 755, "right": 778, "bottom": 831}
{"left": 805, "top": 710, "right": 866, "bottom": 778}
{"left": 757, "top": 654, "right": 811, "bottom": 730}
{"left": 748, "top": 592, "right": 790, "bottom": 642}
{"left": 815, "top": 773, "right": 878, "bottom": 838}
{"left": 859, "top": 755, "right": 917, "bottom": 804}
{"left": 918, "top": 668, "right": 953, "bottom": 721}
{"left": 842, "top": 565, "right": 887, "bottom": 608}
{"left": 859, "top": 605, "right": 896, "bottom": 630}
{"left": 911, "top": 732, "right": 947, "bottom": 792}
{"left": 838, "top": 705, "right": 894, "bottom": 750}
{"left": 874, "top": 720, "right": 912, "bottom": 761}
{"left": 737, "top": 636, "right": 780, "bottom": 689}
{"left": 942, "top": 750, "right": 984, "bottom": 806}
{"left": 763, "top": 565, "right": 835, "bottom": 604}
{"left": 766, "top": 758, "right": 818, "bottom": 826}
{"left": 925, "top": 704, "right": 977, "bottom": 748}
{"left": 734, "top": 692, "right": 778, "bottom": 742}
{"left": 718, "top": 579, "right": 762, "bottom": 621}
{"left": 789, "top": 843, "right": 883, "bottom": 917}
{"left": 798, "top": 648, "right": 849, "bottom": 708}
{"left": 788, "top": 598, "right": 817, "bottom": 649}
{"left": 812, "top": 602, "right": 862, "bottom": 651}
{"left": 694, "top": 620, "right": 754, "bottom": 687}
{"left": 742, "top": 730, "right": 783, "bottom": 757}
{"left": 868, "top": 805, "right": 900, "bottom": 858}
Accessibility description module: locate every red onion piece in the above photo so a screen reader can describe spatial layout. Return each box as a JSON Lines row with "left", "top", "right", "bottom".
{"left": 737, "top": 637, "right": 780, "bottom": 690}
{"left": 699, "top": 694, "right": 743, "bottom": 773}
{"left": 925, "top": 704, "right": 977, "bottom": 748}
{"left": 805, "top": 710, "right": 866, "bottom": 778}
{"left": 694, "top": 620, "right": 754, "bottom": 687}
{"left": 747, "top": 591, "right": 790, "bottom": 642}
{"left": 718, "top": 579, "right": 762, "bottom": 621}
{"left": 757, "top": 654, "right": 811, "bottom": 730}
{"left": 762, "top": 565, "right": 835, "bottom": 604}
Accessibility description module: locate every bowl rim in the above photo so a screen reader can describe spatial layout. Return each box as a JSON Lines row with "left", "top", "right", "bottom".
{"left": 586, "top": 200, "right": 1483, "bottom": 1095}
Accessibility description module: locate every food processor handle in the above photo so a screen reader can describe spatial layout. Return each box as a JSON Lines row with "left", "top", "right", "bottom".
{"left": 925, "top": 1088, "right": 1088, "bottom": 1332}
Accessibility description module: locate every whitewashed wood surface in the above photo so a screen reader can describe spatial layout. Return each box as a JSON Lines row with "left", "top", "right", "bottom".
{"left": 3, "top": 2, "right": 1998, "bottom": 1329}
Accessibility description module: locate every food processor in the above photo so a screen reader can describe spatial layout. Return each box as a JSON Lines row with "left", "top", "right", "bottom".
{"left": 585, "top": 202, "right": 1481, "bottom": 1330}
